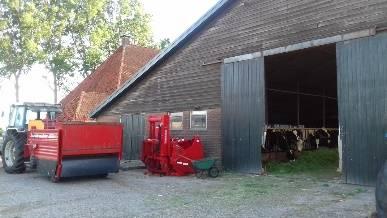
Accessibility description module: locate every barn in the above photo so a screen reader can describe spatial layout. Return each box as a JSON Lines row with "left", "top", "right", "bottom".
{"left": 91, "top": 0, "right": 387, "bottom": 186}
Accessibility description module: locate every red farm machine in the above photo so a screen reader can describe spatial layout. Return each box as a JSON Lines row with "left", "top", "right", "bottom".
{"left": 141, "top": 114, "right": 219, "bottom": 177}
{"left": 1, "top": 103, "right": 122, "bottom": 182}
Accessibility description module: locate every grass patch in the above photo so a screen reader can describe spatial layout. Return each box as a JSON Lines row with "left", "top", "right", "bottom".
{"left": 266, "top": 148, "right": 339, "bottom": 177}
{"left": 203, "top": 176, "right": 280, "bottom": 206}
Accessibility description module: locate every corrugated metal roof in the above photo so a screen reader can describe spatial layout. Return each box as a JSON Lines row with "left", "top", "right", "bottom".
{"left": 90, "top": 0, "right": 231, "bottom": 118}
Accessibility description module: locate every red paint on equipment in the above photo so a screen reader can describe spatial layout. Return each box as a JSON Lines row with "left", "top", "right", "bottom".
{"left": 141, "top": 114, "right": 204, "bottom": 176}
{"left": 26, "top": 122, "right": 123, "bottom": 180}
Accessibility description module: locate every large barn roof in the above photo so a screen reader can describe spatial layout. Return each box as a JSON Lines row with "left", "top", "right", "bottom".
{"left": 61, "top": 44, "right": 158, "bottom": 121}
{"left": 90, "top": 0, "right": 231, "bottom": 118}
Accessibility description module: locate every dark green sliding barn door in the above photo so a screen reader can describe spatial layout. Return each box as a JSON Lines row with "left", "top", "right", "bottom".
{"left": 337, "top": 33, "right": 387, "bottom": 186}
{"left": 121, "top": 114, "right": 145, "bottom": 160}
{"left": 221, "top": 58, "right": 265, "bottom": 174}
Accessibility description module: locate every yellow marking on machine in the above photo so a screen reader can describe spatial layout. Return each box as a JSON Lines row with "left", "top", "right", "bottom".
{"left": 28, "top": 120, "right": 45, "bottom": 131}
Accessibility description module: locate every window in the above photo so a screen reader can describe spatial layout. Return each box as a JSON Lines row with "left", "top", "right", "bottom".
{"left": 13, "top": 107, "right": 25, "bottom": 128}
{"left": 25, "top": 110, "right": 38, "bottom": 124}
{"left": 8, "top": 107, "right": 16, "bottom": 127}
{"left": 190, "top": 111, "right": 207, "bottom": 130}
{"left": 39, "top": 111, "right": 56, "bottom": 120}
{"left": 170, "top": 112, "right": 183, "bottom": 130}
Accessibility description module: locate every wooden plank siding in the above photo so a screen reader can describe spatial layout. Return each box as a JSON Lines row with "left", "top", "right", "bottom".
{"left": 169, "top": 109, "right": 222, "bottom": 159}
{"left": 96, "top": 0, "right": 387, "bottom": 159}
{"left": 97, "top": 109, "right": 222, "bottom": 159}
{"left": 97, "top": 0, "right": 387, "bottom": 118}
{"left": 141, "top": 109, "right": 222, "bottom": 158}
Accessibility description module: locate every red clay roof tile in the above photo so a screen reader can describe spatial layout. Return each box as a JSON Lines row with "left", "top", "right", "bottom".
{"left": 60, "top": 45, "right": 158, "bottom": 121}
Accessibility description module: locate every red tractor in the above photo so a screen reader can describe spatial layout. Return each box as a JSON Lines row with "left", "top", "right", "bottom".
{"left": 1, "top": 103, "right": 122, "bottom": 182}
{"left": 141, "top": 114, "right": 207, "bottom": 176}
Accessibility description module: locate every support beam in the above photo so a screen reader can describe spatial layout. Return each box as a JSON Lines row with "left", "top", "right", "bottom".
{"left": 224, "top": 28, "right": 375, "bottom": 63}
{"left": 267, "top": 88, "right": 337, "bottom": 100}
{"left": 322, "top": 89, "right": 327, "bottom": 127}
{"left": 297, "top": 82, "right": 300, "bottom": 126}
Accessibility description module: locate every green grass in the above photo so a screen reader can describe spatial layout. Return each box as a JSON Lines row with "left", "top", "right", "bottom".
{"left": 266, "top": 148, "right": 339, "bottom": 177}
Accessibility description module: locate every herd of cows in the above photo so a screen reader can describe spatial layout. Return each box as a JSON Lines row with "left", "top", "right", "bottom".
{"left": 262, "top": 128, "right": 339, "bottom": 161}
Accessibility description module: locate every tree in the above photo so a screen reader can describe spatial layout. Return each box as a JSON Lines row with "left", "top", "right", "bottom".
{"left": 36, "top": 1, "right": 75, "bottom": 103}
{"left": 158, "top": 38, "right": 171, "bottom": 50}
{"left": 70, "top": 0, "right": 154, "bottom": 78}
{"left": 0, "top": 0, "right": 154, "bottom": 103}
{"left": 0, "top": 1, "right": 44, "bottom": 102}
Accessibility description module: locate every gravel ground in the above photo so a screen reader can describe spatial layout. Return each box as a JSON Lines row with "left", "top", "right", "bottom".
{"left": 0, "top": 160, "right": 376, "bottom": 218}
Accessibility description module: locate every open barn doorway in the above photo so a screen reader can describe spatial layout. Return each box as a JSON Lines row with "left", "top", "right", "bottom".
{"left": 263, "top": 44, "right": 340, "bottom": 175}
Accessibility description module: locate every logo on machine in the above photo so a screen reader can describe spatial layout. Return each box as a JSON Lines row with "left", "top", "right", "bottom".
{"left": 30, "top": 133, "right": 58, "bottom": 139}
{"left": 176, "top": 161, "right": 189, "bottom": 166}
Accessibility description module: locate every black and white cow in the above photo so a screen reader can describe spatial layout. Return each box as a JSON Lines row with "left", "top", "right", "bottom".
{"left": 315, "top": 128, "right": 330, "bottom": 148}
{"left": 263, "top": 129, "right": 303, "bottom": 161}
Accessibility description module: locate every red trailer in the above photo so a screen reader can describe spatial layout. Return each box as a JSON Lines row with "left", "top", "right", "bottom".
{"left": 1, "top": 103, "right": 123, "bottom": 182}
{"left": 27, "top": 122, "right": 122, "bottom": 182}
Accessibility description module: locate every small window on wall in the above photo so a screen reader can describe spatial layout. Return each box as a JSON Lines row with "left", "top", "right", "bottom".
{"left": 170, "top": 112, "right": 183, "bottom": 130}
{"left": 190, "top": 111, "right": 207, "bottom": 130}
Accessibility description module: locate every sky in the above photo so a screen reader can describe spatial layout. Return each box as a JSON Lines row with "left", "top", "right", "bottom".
{"left": 0, "top": 0, "right": 219, "bottom": 128}
{"left": 142, "top": 0, "right": 218, "bottom": 42}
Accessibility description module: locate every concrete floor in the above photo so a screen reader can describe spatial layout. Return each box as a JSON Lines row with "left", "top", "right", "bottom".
{"left": 0, "top": 160, "right": 376, "bottom": 218}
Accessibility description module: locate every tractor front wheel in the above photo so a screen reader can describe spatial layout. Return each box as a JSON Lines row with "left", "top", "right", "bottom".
{"left": 1, "top": 135, "right": 26, "bottom": 174}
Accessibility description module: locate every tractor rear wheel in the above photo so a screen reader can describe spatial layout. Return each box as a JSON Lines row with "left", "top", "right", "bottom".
{"left": 1, "top": 134, "right": 26, "bottom": 174}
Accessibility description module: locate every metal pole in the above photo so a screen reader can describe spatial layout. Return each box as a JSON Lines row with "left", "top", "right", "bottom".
{"left": 297, "top": 82, "right": 300, "bottom": 126}
{"left": 322, "top": 89, "right": 326, "bottom": 127}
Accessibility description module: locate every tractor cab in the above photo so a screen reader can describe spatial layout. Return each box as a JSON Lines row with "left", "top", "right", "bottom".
{"left": 7, "top": 103, "right": 62, "bottom": 132}
{"left": 1, "top": 103, "right": 62, "bottom": 168}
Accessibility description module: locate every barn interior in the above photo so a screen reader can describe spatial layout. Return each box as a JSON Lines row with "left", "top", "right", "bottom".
{"left": 263, "top": 44, "right": 339, "bottom": 171}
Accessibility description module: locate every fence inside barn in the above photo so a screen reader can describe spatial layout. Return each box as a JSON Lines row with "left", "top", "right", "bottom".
{"left": 262, "top": 126, "right": 339, "bottom": 163}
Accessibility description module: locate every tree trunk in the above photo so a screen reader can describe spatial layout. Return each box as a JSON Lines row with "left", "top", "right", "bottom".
{"left": 14, "top": 72, "right": 20, "bottom": 103}
{"left": 53, "top": 72, "right": 58, "bottom": 104}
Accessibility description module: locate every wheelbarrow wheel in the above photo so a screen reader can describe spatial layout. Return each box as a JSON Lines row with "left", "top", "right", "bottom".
{"left": 50, "top": 174, "right": 60, "bottom": 183}
{"left": 208, "top": 167, "right": 219, "bottom": 178}
{"left": 195, "top": 170, "right": 205, "bottom": 179}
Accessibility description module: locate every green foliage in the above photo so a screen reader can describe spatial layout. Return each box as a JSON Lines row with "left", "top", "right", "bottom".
{"left": 0, "top": 0, "right": 154, "bottom": 102}
{"left": 158, "top": 38, "right": 171, "bottom": 50}
{"left": 0, "top": 0, "right": 45, "bottom": 101}
{"left": 34, "top": 0, "right": 77, "bottom": 102}
{"left": 69, "top": 0, "right": 154, "bottom": 77}
{"left": 266, "top": 148, "right": 339, "bottom": 177}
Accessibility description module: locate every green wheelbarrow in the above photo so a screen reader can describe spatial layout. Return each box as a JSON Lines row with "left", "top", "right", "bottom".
{"left": 192, "top": 158, "right": 220, "bottom": 178}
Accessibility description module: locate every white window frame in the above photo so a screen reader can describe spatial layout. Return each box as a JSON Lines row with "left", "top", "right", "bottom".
{"left": 190, "top": 110, "right": 207, "bottom": 130}
{"left": 170, "top": 112, "right": 184, "bottom": 130}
